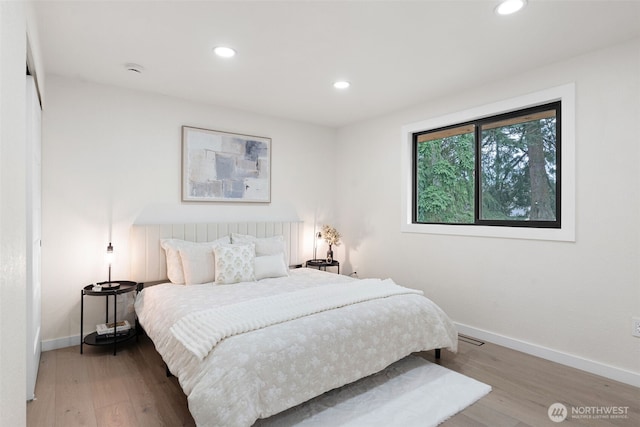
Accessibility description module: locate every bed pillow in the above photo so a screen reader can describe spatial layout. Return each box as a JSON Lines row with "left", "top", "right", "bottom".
{"left": 231, "top": 233, "right": 286, "bottom": 257}
{"left": 214, "top": 243, "right": 256, "bottom": 284}
{"left": 178, "top": 244, "right": 218, "bottom": 285}
{"left": 254, "top": 254, "right": 289, "bottom": 280}
{"left": 160, "top": 236, "right": 230, "bottom": 284}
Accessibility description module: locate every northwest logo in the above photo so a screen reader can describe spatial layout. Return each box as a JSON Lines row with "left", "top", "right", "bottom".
{"left": 548, "top": 403, "right": 568, "bottom": 422}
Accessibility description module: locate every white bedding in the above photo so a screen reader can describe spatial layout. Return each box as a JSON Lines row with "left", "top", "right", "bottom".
{"left": 135, "top": 268, "right": 458, "bottom": 427}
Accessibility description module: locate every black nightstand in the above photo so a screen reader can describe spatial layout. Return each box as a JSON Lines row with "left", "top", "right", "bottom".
{"left": 306, "top": 259, "right": 340, "bottom": 274}
{"left": 80, "top": 280, "right": 142, "bottom": 355}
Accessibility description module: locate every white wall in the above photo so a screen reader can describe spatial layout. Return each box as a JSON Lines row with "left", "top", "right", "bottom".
{"left": 336, "top": 39, "right": 640, "bottom": 381}
{"left": 0, "top": 1, "right": 40, "bottom": 423}
{"left": 41, "top": 76, "right": 338, "bottom": 344}
{"left": 0, "top": 3, "right": 27, "bottom": 423}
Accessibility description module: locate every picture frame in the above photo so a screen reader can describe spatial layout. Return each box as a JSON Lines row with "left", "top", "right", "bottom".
{"left": 182, "top": 126, "right": 271, "bottom": 203}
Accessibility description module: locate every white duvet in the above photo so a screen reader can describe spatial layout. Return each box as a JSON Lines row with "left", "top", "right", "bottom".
{"left": 135, "top": 268, "right": 458, "bottom": 427}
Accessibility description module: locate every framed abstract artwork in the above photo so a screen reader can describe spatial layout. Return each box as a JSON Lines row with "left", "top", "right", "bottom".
{"left": 182, "top": 126, "right": 271, "bottom": 202}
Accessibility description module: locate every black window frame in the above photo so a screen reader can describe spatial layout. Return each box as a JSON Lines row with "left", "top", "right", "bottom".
{"left": 412, "top": 101, "right": 561, "bottom": 229}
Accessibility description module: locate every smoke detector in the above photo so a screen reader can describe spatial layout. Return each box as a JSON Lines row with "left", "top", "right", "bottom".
{"left": 124, "top": 63, "right": 145, "bottom": 74}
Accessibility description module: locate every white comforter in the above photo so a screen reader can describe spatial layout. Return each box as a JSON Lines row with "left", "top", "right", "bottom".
{"left": 135, "top": 268, "right": 458, "bottom": 427}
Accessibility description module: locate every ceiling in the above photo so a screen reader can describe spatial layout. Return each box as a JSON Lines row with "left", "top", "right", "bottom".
{"left": 33, "top": 0, "right": 640, "bottom": 128}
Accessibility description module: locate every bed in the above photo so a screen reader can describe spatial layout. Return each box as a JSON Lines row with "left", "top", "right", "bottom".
{"left": 131, "top": 221, "right": 458, "bottom": 427}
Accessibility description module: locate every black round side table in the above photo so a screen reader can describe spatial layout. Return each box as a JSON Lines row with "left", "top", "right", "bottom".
{"left": 80, "top": 280, "right": 142, "bottom": 355}
{"left": 306, "top": 259, "right": 340, "bottom": 274}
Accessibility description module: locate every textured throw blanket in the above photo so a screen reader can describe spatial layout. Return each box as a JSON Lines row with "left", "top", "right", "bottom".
{"left": 170, "top": 278, "right": 422, "bottom": 360}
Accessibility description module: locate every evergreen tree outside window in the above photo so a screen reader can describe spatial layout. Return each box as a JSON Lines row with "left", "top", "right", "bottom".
{"left": 413, "top": 102, "right": 560, "bottom": 228}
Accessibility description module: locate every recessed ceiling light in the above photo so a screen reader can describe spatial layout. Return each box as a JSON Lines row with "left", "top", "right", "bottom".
{"left": 213, "top": 46, "right": 236, "bottom": 58}
{"left": 333, "top": 81, "right": 350, "bottom": 89}
{"left": 495, "top": 0, "right": 527, "bottom": 15}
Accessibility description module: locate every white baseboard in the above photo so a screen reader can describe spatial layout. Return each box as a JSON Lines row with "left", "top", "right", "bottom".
{"left": 42, "top": 335, "right": 79, "bottom": 352}
{"left": 455, "top": 323, "right": 640, "bottom": 388}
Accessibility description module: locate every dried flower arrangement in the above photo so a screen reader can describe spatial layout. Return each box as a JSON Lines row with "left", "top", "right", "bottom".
{"left": 321, "top": 225, "right": 341, "bottom": 247}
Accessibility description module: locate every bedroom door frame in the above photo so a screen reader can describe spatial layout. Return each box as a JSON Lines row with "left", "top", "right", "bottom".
{"left": 25, "top": 72, "right": 42, "bottom": 401}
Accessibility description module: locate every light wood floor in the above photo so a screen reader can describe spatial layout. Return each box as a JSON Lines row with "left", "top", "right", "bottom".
{"left": 27, "top": 335, "right": 639, "bottom": 426}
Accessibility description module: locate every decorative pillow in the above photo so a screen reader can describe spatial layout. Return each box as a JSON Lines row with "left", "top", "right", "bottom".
{"left": 178, "top": 245, "right": 216, "bottom": 285}
{"left": 160, "top": 236, "right": 230, "bottom": 284}
{"left": 214, "top": 244, "right": 256, "bottom": 284}
{"left": 254, "top": 254, "right": 289, "bottom": 280}
{"left": 230, "top": 233, "right": 286, "bottom": 258}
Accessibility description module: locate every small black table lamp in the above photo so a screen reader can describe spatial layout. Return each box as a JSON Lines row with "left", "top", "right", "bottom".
{"left": 100, "top": 242, "right": 120, "bottom": 290}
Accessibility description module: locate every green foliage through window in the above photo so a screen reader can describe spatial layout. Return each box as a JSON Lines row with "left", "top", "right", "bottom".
{"left": 413, "top": 102, "right": 560, "bottom": 228}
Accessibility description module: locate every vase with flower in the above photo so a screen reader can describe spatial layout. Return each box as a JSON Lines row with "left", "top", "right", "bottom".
{"left": 321, "top": 225, "right": 341, "bottom": 263}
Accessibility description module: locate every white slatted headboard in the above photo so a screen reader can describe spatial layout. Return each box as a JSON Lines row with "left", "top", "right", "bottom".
{"left": 130, "top": 221, "right": 304, "bottom": 283}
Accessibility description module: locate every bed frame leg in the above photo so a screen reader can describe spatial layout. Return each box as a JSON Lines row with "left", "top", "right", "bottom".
{"left": 435, "top": 348, "right": 441, "bottom": 359}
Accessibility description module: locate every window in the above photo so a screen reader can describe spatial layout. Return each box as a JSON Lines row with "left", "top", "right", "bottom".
{"left": 413, "top": 102, "right": 560, "bottom": 228}
{"left": 401, "top": 84, "right": 575, "bottom": 241}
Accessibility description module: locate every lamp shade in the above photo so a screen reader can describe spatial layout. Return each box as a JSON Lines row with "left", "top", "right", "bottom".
{"left": 312, "top": 231, "right": 322, "bottom": 261}
{"left": 105, "top": 242, "right": 114, "bottom": 265}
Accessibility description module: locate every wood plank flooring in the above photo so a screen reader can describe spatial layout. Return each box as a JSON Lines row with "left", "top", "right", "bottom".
{"left": 27, "top": 335, "right": 639, "bottom": 426}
